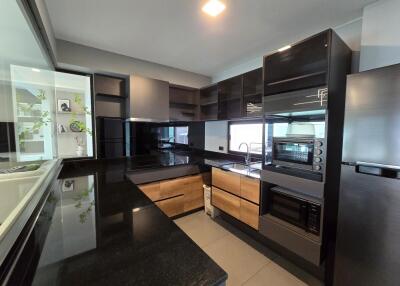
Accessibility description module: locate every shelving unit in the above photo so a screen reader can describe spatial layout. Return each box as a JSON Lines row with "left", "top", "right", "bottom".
{"left": 169, "top": 84, "right": 199, "bottom": 122}
{"left": 218, "top": 75, "right": 242, "bottom": 120}
{"left": 94, "top": 74, "right": 127, "bottom": 118}
{"left": 200, "top": 84, "right": 218, "bottom": 120}
{"left": 243, "top": 68, "right": 263, "bottom": 118}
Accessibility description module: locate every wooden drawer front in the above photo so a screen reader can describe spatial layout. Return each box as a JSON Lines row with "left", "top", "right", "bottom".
{"left": 212, "top": 187, "right": 240, "bottom": 219}
{"left": 138, "top": 182, "right": 160, "bottom": 201}
{"left": 159, "top": 177, "right": 191, "bottom": 200}
{"left": 240, "top": 199, "right": 259, "bottom": 230}
{"left": 240, "top": 176, "right": 260, "bottom": 204}
{"left": 212, "top": 168, "right": 240, "bottom": 196}
{"left": 155, "top": 195, "right": 184, "bottom": 217}
{"left": 184, "top": 174, "right": 205, "bottom": 212}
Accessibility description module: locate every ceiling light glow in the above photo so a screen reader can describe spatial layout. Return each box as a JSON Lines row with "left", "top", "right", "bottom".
{"left": 278, "top": 45, "right": 291, "bottom": 52}
{"left": 32, "top": 68, "right": 41, "bottom": 72}
{"left": 202, "top": 0, "right": 226, "bottom": 17}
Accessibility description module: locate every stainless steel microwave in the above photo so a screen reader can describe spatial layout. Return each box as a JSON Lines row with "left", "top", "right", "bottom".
{"left": 272, "top": 137, "right": 324, "bottom": 173}
{"left": 266, "top": 187, "right": 321, "bottom": 235}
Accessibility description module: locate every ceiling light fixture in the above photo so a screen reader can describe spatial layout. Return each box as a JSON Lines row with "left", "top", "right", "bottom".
{"left": 202, "top": 0, "right": 226, "bottom": 17}
{"left": 31, "top": 68, "right": 41, "bottom": 72}
{"left": 278, "top": 45, "right": 291, "bottom": 52}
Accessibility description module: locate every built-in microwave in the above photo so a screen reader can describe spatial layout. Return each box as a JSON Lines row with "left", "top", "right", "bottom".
{"left": 266, "top": 187, "right": 321, "bottom": 235}
{"left": 272, "top": 137, "right": 324, "bottom": 173}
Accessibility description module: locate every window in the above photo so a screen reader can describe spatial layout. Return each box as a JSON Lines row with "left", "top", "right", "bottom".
{"left": 175, "top": 126, "right": 189, "bottom": 144}
{"left": 229, "top": 121, "right": 263, "bottom": 154}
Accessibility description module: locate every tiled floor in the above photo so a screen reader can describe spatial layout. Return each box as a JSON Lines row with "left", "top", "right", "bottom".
{"left": 174, "top": 211, "right": 323, "bottom": 286}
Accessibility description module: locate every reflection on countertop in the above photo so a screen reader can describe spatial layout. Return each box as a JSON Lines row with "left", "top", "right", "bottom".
{"left": 26, "top": 156, "right": 228, "bottom": 286}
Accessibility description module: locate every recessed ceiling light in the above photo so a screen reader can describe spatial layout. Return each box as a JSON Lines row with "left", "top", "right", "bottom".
{"left": 278, "top": 45, "right": 291, "bottom": 52}
{"left": 32, "top": 68, "right": 41, "bottom": 72}
{"left": 132, "top": 207, "right": 141, "bottom": 213}
{"left": 202, "top": 0, "right": 226, "bottom": 17}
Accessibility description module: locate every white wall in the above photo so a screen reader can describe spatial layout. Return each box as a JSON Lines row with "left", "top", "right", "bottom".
{"left": 359, "top": 0, "right": 400, "bottom": 71}
{"left": 205, "top": 121, "right": 228, "bottom": 153}
{"left": 212, "top": 19, "right": 363, "bottom": 82}
{"left": 56, "top": 40, "right": 211, "bottom": 89}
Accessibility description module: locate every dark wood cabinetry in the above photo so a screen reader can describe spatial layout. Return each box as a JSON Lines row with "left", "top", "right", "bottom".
{"left": 264, "top": 31, "right": 329, "bottom": 96}
{"left": 243, "top": 68, "right": 263, "bottom": 117}
{"left": 218, "top": 75, "right": 242, "bottom": 120}
{"left": 200, "top": 85, "right": 218, "bottom": 120}
{"left": 169, "top": 85, "right": 199, "bottom": 121}
{"left": 94, "top": 74, "right": 127, "bottom": 118}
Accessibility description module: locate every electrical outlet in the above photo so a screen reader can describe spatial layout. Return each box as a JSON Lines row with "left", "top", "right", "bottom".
{"left": 219, "top": 146, "right": 224, "bottom": 151}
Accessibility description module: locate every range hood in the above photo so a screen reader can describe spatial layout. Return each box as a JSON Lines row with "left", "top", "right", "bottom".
{"left": 126, "top": 75, "right": 170, "bottom": 122}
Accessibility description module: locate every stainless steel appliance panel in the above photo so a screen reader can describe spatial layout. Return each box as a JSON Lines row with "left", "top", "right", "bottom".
{"left": 334, "top": 164, "right": 400, "bottom": 286}
{"left": 342, "top": 65, "right": 400, "bottom": 166}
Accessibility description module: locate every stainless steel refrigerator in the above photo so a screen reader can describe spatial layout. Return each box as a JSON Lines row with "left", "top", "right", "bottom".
{"left": 334, "top": 64, "right": 400, "bottom": 286}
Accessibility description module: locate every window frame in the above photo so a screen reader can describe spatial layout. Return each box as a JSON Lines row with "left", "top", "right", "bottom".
{"left": 228, "top": 119, "right": 263, "bottom": 158}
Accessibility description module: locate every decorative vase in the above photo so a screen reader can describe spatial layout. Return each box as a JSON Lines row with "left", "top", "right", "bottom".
{"left": 76, "top": 145, "right": 84, "bottom": 156}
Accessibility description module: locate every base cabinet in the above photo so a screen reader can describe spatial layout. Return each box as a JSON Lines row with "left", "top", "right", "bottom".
{"left": 212, "top": 187, "right": 241, "bottom": 219}
{"left": 155, "top": 195, "right": 184, "bottom": 217}
{"left": 211, "top": 168, "right": 260, "bottom": 229}
{"left": 240, "top": 199, "right": 259, "bottom": 230}
{"left": 139, "top": 173, "right": 209, "bottom": 217}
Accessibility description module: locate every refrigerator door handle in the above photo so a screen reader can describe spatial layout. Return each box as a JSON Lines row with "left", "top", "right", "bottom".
{"left": 355, "top": 162, "right": 400, "bottom": 179}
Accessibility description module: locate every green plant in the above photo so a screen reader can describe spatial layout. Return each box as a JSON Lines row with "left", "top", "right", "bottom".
{"left": 68, "top": 93, "right": 92, "bottom": 136}
{"left": 17, "top": 89, "right": 51, "bottom": 150}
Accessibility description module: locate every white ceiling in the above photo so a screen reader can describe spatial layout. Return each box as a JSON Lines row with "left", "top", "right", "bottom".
{"left": 45, "top": 0, "right": 375, "bottom": 77}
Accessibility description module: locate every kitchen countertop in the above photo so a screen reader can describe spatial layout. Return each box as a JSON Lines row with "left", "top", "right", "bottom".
{"left": 23, "top": 154, "right": 228, "bottom": 286}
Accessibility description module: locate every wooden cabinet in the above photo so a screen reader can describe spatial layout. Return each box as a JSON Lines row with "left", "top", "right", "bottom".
{"left": 138, "top": 182, "right": 160, "bottom": 201}
{"left": 155, "top": 195, "right": 184, "bottom": 217}
{"left": 200, "top": 85, "right": 218, "bottom": 120}
{"left": 212, "top": 168, "right": 241, "bottom": 196}
{"left": 264, "top": 31, "right": 329, "bottom": 95}
{"left": 240, "top": 176, "right": 260, "bottom": 204}
{"left": 240, "top": 199, "right": 259, "bottom": 230}
{"left": 243, "top": 68, "right": 263, "bottom": 118}
{"left": 160, "top": 177, "right": 190, "bottom": 199}
{"left": 212, "top": 187, "right": 240, "bottom": 219}
{"left": 211, "top": 168, "right": 260, "bottom": 229}
{"left": 218, "top": 76, "right": 242, "bottom": 120}
{"left": 184, "top": 174, "right": 205, "bottom": 212}
{"left": 138, "top": 172, "right": 210, "bottom": 217}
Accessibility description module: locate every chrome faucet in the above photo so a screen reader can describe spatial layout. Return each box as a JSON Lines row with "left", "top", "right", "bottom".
{"left": 239, "top": 142, "right": 250, "bottom": 166}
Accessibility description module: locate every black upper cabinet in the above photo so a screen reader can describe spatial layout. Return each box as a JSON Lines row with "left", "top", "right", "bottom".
{"left": 264, "top": 31, "right": 329, "bottom": 96}
{"left": 218, "top": 75, "right": 242, "bottom": 120}
{"left": 243, "top": 68, "right": 263, "bottom": 117}
{"left": 200, "top": 85, "right": 218, "bottom": 120}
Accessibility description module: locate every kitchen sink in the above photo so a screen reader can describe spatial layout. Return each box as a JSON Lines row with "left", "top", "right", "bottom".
{"left": 221, "top": 162, "right": 261, "bottom": 178}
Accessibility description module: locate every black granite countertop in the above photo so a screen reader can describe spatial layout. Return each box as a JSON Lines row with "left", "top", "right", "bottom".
{"left": 23, "top": 154, "right": 229, "bottom": 286}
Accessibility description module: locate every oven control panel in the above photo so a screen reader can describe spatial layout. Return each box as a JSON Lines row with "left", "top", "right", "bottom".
{"left": 313, "top": 139, "right": 325, "bottom": 172}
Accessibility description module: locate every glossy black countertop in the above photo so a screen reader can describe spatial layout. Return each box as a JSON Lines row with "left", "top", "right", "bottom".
{"left": 23, "top": 154, "right": 230, "bottom": 286}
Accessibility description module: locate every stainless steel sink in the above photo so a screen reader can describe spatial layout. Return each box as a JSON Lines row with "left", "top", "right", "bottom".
{"left": 221, "top": 163, "right": 260, "bottom": 178}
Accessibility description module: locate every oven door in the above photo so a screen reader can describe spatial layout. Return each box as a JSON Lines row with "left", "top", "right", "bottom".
{"left": 266, "top": 190, "right": 308, "bottom": 230}
{"left": 272, "top": 138, "right": 314, "bottom": 170}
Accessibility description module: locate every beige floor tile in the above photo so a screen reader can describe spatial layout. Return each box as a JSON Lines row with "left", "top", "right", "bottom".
{"left": 174, "top": 211, "right": 230, "bottom": 248}
{"left": 243, "top": 262, "right": 307, "bottom": 286}
{"left": 203, "top": 233, "right": 271, "bottom": 286}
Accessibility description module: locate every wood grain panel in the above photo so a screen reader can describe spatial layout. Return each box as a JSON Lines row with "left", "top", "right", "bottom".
{"left": 212, "top": 168, "right": 240, "bottom": 196}
{"left": 138, "top": 182, "right": 160, "bottom": 201}
{"left": 212, "top": 187, "right": 240, "bottom": 219}
{"left": 160, "top": 177, "right": 190, "bottom": 199}
{"left": 240, "top": 176, "right": 260, "bottom": 204}
{"left": 155, "top": 195, "right": 184, "bottom": 217}
{"left": 240, "top": 199, "right": 259, "bottom": 230}
{"left": 184, "top": 174, "right": 205, "bottom": 212}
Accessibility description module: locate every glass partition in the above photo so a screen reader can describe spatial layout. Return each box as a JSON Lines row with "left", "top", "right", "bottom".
{"left": 0, "top": 0, "right": 55, "bottom": 163}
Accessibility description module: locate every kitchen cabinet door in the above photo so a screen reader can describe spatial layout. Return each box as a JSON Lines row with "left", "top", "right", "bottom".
{"left": 264, "top": 31, "right": 329, "bottom": 95}
{"left": 160, "top": 177, "right": 191, "bottom": 200}
{"left": 240, "top": 199, "right": 259, "bottom": 230}
{"left": 155, "top": 195, "right": 184, "bottom": 217}
{"left": 218, "top": 76, "right": 242, "bottom": 120}
{"left": 200, "top": 85, "right": 218, "bottom": 120}
{"left": 212, "top": 168, "right": 241, "bottom": 196}
{"left": 138, "top": 182, "right": 160, "bottom": 201}
{"left": 240, "top": 176, "right": 260, "bottom": 204}
{"left": 184, "top": 175, "right": 204, "bottom": 212}
{"left": 212, "top": 187, "right": 240, "bottom": 219}
{"left": 243, "top": 68, "right": 263, "bottom": 118}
